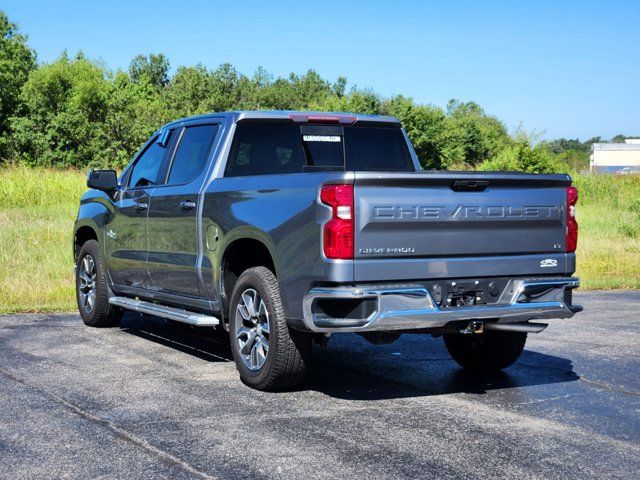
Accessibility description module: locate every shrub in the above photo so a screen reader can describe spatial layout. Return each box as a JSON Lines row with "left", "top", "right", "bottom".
{"left": 478, "top": 139, "right": 564, "bottom": 174}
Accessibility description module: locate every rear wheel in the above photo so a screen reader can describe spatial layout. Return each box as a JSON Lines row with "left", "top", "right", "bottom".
{"left": 229, "top": 266, "right": 311, "bottom": 391}
{"left": 443, "top": 330, "right": 527, "bottom": 371}
{"left": 76, "top": 240, "right": 122, "bottom": 328}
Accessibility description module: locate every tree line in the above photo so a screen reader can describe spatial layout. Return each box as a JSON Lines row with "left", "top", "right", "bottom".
{"left": 0, "top": 11, "right": 631, "bottom": 173}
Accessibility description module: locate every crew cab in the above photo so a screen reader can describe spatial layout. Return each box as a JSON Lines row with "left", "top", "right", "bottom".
{"left": 73, "top": 111, "right": 581, "bottom": 390}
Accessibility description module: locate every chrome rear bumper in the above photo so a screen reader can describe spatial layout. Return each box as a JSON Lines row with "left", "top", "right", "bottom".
{"left": 302, "top": 277, "right": 580, "bottom": 333}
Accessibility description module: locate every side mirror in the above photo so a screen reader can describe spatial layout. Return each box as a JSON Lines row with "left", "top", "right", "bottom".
{"left": 87, "top": 169, "right": 118, "bottom": 192}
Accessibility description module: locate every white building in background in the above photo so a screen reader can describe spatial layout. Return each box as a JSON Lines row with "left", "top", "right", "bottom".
{"left": 590, "top": 139, "right": 640, "bottom": 174}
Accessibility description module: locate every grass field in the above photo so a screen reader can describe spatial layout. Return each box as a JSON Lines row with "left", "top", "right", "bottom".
{"left": 572, "top": 174, "right": 640, "bottom": 289}
{"left": 0, "top": 168, "right": 86, "bottom": 313}
{"left": 1, "top": 167, "right": 638, "bottom": 313}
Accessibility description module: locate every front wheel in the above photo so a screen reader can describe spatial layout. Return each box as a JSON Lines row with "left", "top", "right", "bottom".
{"left": 76, "top": 240, "right": 122, "bottom": 328}
{"left": 443, "top": 330, "right": 527, "bottom": 372}
{"left": 229, "top": 267, "right": 311, "bottom": 391}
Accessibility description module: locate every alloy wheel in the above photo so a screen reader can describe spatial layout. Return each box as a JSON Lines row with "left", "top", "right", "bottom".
{"left": 78, "top": 254, "right": 97, "bottom": 313}
{"left": 235, "top": 288, "right": 271, "bottom": 371}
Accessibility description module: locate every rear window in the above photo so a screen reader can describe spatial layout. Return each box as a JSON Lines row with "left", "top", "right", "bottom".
{"left": 225, "top": 124, "right": 413, "bottom": 176}
{"left": 300, "top": 125, "right": 343, "bottom": 168}
{"left": 344, "top": 126, "right": 413, "bottom": 171}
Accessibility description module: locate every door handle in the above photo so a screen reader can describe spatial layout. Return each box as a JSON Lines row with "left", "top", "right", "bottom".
{"left": 135, "top": 202, "right": 148, "bottom": 211}
{"left": 180, "top": 200, "right": 196, "bottom": 211}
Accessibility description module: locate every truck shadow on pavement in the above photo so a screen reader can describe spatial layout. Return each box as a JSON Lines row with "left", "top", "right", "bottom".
{"left": 307, "top": 333, "right": 580, "bottom": 400}
{"left": 309, "top": 350, "right": 579, "bottom": 401}
{"left": 119, "top": 313, "right": 579, "bottom": 400}
{"left": 120, "top": 313, "right": 233, "bottom": 363}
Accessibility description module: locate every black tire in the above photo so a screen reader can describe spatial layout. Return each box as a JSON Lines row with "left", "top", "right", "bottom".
{"left": 228, "top": 266, "right": 311, "bottom": 391}
{"left": 443, "top": 330, "right": 527, "bottom": 372}
{"left": 76, "top": 240, "right": 122, "bottom": 328}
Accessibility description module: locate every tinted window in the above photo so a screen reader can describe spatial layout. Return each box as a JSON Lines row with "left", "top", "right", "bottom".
{"left": 224, "top": 124, "right": 413, "bottom": 176}
{"left": 225, "top": 124, "right": 304, "bottom": 176}
{"left": 128, "top": 138, "right": 167, "bottom": 188}
{"left": 168, "top": 124, "right": 218, "bottom": 184}
{"left": 344, "top": 126, "right": 413, "bottom": 171}
{"left": 301, "top": 125, "right": 344, "bottom": 168}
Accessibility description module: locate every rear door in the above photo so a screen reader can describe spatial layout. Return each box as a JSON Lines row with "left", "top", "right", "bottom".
{"left": 146, "top": 122, "right": 220, "bottom": 297}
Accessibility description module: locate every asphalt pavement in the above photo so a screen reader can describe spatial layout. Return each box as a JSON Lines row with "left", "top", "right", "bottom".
{"left": 0, "top": 291, "right": 638, "bottom": 479}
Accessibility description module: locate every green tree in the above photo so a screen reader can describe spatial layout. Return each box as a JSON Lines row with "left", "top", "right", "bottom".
{"left": 545, "top": 137, "right": 590, "bottom": 154}
{"left": 316, "top": 88, "right": 382, "bottom": 114}
{"left": 0, "top": 11, "right": 36, "bottom": 160}
{"left": 10, "top": 54, "right": 111, "bottom": 167}
{"left": 385, "top": 96, "right": 447, "bottom": 169}
{"left": 610, "top": 134, "right": 640, "bottom": 143}
{"left": 165, "top": 64, "right": 212, "bottom": 117}
{"left": 129, "top": 53, "right": 170, "bottom": 89}
{"left": 287, "top": 69, "right": 332, "bottom": 109}
{"left": 203, "top": 63, "right": 248, "bottom": 111}
{"left": 442, "top": 99, "right": 510, "bottom": 168}
{"left": 102, "top": 71, "right": 166, "bottom": 168}
{"left": 332, "top": 76, "right": 347, "bottom": 98}
{"left": 478, "top": 134, "right": 563, "bottom": 174}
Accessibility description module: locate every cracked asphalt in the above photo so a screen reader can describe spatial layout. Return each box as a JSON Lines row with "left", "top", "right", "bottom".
{"left": 1, "top": 291, "right": 638, "bottom": 479}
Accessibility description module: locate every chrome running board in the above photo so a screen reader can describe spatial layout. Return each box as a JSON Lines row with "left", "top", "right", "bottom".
{"left": 109, "top": 296, "right": 219, "bottom": 326}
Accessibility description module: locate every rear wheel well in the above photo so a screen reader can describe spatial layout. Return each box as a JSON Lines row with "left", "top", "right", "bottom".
{"left": 222, "top": 239, "right": 276, "bottom": 320}
{"left": 74, "top": 226, "right": 98, "bottom": 261}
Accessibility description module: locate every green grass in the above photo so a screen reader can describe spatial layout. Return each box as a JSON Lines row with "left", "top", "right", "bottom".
{"left": 0, "top": 167, "right": 638, "bottom": 313}
{"left": 0, "top": 167, "right": 86, "bottom": 313}
{"left": 573, "top": 174, "right": 640, "bottom": 289}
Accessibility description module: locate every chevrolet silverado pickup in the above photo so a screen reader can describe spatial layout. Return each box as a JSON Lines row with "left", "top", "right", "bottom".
{"left": 73, "top": 111, "right": 582, "bottom": 390}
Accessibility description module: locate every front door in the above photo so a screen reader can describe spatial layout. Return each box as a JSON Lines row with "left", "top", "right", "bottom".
{"left": 105, "top": 186, "right": 154, "bottom": 287}
{"left": 105, "top": 133, "right": 174, "bottom": 289}
{"left": 146, "top": 123, "right": 219, "bottom": 297}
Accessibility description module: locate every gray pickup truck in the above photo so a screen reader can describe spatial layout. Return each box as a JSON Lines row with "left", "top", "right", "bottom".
{"left": 74, "top": 111, "right": 581, "bottom": 390}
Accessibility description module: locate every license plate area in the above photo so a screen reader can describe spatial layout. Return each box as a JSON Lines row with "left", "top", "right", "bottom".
{"left": 427, "top": 279, "right": 510, "bottom": 308}
{"left": 445, "top": 281, "right": 486, "bottom": 307}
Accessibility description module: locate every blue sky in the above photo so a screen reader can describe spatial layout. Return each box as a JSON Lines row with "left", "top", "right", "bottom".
{"left": 3, "top": 0, "right": 639, "bottom": 140}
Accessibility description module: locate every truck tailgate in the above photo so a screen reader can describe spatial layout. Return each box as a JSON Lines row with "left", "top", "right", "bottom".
{"left": 353, "top": 172, "right": 572, "bottom": 279}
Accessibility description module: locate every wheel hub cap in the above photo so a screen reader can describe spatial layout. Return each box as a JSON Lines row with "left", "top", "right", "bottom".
{"left": 235, "top": 288, "right": 270, "bottom": 371}
{"left": 78, "top": 255, "right": 97, "bottom": 313}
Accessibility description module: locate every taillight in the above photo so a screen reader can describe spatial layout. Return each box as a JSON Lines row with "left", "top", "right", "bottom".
{"left": 566, "top": 186, "right": 578, "bottom": 253}
{"left": 320, "top": 184, "right": 354, "bottom": 259}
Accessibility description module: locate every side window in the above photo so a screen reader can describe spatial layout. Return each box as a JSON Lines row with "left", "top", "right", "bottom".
{"left": 128, "top": 136, "right": 168, "bottom": 188}
{"left": 225, "top": 124, "right": 304, "bottom": 177}
{"left": 167, "top": 124, "right": 218, "bottom": 185}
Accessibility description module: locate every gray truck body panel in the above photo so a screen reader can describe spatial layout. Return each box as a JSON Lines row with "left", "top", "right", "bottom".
{"left": 74, "top": 110, "right": 579, "bottom": 332}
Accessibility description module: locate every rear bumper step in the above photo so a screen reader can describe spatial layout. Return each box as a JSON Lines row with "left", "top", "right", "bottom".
{"left": 109, "top": 297, "right": 219, "bottom": 326}
{"left": 303, "top": 277, "right": 580, "bottom": 333}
